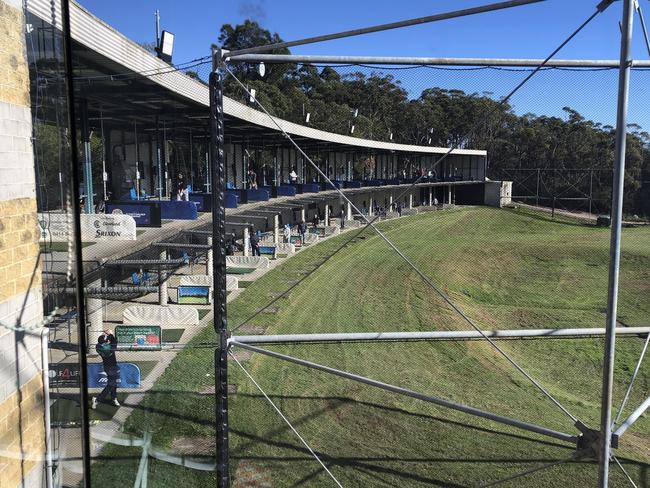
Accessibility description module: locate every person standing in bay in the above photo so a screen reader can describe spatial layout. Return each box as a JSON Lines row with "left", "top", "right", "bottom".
{"left": 92, "top": 329, "right": 120, "bottom": 408}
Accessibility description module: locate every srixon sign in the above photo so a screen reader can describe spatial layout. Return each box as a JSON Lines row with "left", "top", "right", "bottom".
{"left": 38, "top": 213, "right": 137, "bottom": 242}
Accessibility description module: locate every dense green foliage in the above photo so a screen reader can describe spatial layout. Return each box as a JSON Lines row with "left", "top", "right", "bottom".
{"left": 217, "top": 21, "right": 650, "bottom": 216}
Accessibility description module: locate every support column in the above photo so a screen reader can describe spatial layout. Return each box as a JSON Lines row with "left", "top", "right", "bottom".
{"left": 448, "top": 185, "right": 452, "bottom": 205}
{"left": 599, "top": 1, "right": 634, "bottom": 485}
{"left": 273, "top": 215, "right": 279, "bottom": 244}
{"left": 346, "top": 201, "right": 352, "bottom": 221}
{"left": 243, "top": 227, "right": 250, "bottom": 257}
{"left": 300, "top": 208, "right": 306, "bottom": 223}
{"left": 369, "top": 197, "right": 374, "bottom": 216}
{"left": 210, "top": 65, "right": 230, "bottom": 488}
{"left": 429, "top": 187, "right": 433, "bottom": 206}
{"left": 207, "top": 236, "right": 213, "bottom": 277}
{"left": 87, "top": 278, "right": 103, "bottom": 337}
{"left": 389, "top": 194, "right": 393, "bottom": 211}
{"left": 62, "top": 2, "right": 92, "bottom": 481}
{"left": 324, "top": 204, "right": 330, "bottom": 226}
{"left": 408, "top": 194, "right": 413, "bottom": 209}
{"left": 159, "top": 250, "right": 168, "bottom": 306}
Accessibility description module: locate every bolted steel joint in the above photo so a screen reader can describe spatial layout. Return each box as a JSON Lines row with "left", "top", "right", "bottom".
{"left": 575, "top": 421, "right": 618, "bottom": 458}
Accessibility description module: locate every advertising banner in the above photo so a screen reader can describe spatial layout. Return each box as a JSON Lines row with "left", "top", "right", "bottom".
{"left": 87, "top": 363, "right": 141, "bottom": 388}
{"left": 48, "top": 362, "right": 81, "bottom": 388}
{"left": 178, "top": 285, "right": 211, "bottom": 304}
{"left": 115, "top": 325, "right": 162, "bottom": 350}
{"left": 49, "top": 362, "right": 142, "bottom": 388}
{"left": 290, "top": 235, "right": 303, "bottom": 247}
{"left": 38, "top": 213, "right": 136, "bottom": 242}
{"left": 105, "top": 201, "right": 162, "bottom": 227}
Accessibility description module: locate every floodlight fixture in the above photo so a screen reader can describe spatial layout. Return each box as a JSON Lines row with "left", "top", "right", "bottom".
{"left": 158, "top": 30, "right": 174, "bottom": 62}
{"left": 305, "top": 112, "right": 311, "bottom": 123}
{"left": 350, "top": 124, "right": 355, "bottom": 134}
{"left": 258, "top": 62, "right": 266, "bottom": 77}
{"left": 249, "top": 88, "right": 257, "bottom": 104}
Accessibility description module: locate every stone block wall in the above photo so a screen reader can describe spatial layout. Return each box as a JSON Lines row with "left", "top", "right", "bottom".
{"left": 0, "top": 0, "right": 46, "bottom": 486}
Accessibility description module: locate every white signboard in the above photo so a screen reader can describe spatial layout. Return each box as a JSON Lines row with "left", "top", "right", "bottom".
{"left": 38, "top": 213, "right": 137, "bottom": 242}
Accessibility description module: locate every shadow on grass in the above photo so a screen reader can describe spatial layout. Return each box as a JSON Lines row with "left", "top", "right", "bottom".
{"left": 75, "top": 387, "right": 650, "bottom": 486}
{"left": 502, "top": 207, "right": 594, "bottom": 229}
{"left": 106, "top": 389, "right": 574, "bottom": 452}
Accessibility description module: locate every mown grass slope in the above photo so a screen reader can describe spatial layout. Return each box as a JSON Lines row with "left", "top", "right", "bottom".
{"left": 93, "top": 206, "right": 650, "bottom": 487}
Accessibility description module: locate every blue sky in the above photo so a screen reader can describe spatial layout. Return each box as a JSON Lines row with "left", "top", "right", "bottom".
{"left": 79, "top": 0, "right": 650, "bottom": 130}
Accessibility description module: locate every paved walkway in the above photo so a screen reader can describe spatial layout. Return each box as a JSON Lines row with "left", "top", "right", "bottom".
{"left": 510, "top": 202, "right": 649, "bottom": 226}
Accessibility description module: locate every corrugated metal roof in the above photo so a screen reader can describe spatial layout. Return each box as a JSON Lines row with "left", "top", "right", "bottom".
{"left": 26, "top": 0, "right": 487, "bottom": 157}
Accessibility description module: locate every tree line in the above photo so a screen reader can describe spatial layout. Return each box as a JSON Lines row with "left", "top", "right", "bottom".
{"left": 214, "top": 20, "right": 649, "bottom": 216}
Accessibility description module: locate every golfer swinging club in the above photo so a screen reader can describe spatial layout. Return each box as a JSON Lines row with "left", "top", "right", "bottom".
{"left": 92, "top": 329, "right": 120, "bottom": 408}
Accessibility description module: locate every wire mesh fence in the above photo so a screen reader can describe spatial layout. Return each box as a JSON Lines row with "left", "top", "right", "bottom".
{"left": 227, "top": 336, "right": 649, "bottom": 487}
{"left": 16, "top": 0, "right": 650, "bottom": 487}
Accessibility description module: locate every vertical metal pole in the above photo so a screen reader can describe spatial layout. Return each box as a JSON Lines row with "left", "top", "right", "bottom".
{"left": 41, "top": 329, "right": 53, "bottom": 488}
{"left": 61, "top": 1, "right": 92, "bottom": 485}
{"left": 243, "top": 147, "right": 248, "bottom": 189}
{"left": 155, "top": 10, "right": 161, "bottom": 48}
{"left": 158, "top": 250, "right": 168, "bottom": 306}
{"left": 59, "top": 172, "right": 65, "bottom": 210}
{"left": 589, "top": 169, "right": 594, "bottom": 214}
{"left": 210, "top": 58, "right": 230, "bottom": 487}
{"left": 536, "top": 168, "right": 540, "bottom": 207}
{"left": 135, "top": 121, "right": 140, "bottom": 200}
{"left": 80, "top": 100, "right": 94, "bottom": 213}
{"left": 163, "top": 124, "right": 169, "bottom": 197}
{"left": 100, "top": 113, "right": 107, "bottom": 201}
{"left": 599, "top": 1, "right": 634, "bottom": 486}
{"left": 207, "top": 236, "right": 214, "bottom": 276}
{"left": 156, "top": 117, "right": 163, "bottom": 199}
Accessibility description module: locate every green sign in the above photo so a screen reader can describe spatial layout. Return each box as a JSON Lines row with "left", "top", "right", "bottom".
{"left": 115, "top": 325, "right": 162, "bottom": 350}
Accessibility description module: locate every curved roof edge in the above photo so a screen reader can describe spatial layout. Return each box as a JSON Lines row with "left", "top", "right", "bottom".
{"left": 27, "top": 0, "right": 487, "bottom": 157}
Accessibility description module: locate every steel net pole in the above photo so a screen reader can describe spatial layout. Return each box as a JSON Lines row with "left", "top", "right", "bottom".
{"left": 598, "top": 0, "right": 634, "bottom": 485}
{"left": 62, "top": 0, "right": 92, "bottom": 485}
{"left": 210, "top": 59, "right": 230, "bottom": 487}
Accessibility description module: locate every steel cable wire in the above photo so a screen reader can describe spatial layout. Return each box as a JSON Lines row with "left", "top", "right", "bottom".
{"left": 229, "top": 350, "right": 344, "bottom": 487}
{"left": 225, "top": 61, "right": 581, "bottom": 424}
{"left": 612, "top": 333, "right": 650, "bottom": 427}
{"left": 478, "top": 454, "right": 578, "bottom": 487}
{"left": 613, "top": 456, "right": 639, "bottom": 488}
{"left": 220, "top": 4, "right": 610, "bottom": 425}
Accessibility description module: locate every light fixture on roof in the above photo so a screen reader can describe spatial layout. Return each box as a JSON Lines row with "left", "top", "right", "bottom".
{"left": 305, "top": 112, "right": 311, "bottom": 124}
{"left": 157, "top": 30, "right": 174, "bottom": 63}
{"left": 389, "top": 131, "right": 393, "bottom": 140}
{"left": 350, "top": 125, "right": 355, "bottom": 134}
{"left": 249, "top": 88, "right": 257, "bottom": 104}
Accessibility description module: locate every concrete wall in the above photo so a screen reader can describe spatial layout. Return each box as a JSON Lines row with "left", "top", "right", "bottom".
{"left": 0, "top": 0, "right": 46, "bottom": 486}
{"left": 484, "top": 181, "right": 512, "bottom": 208}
